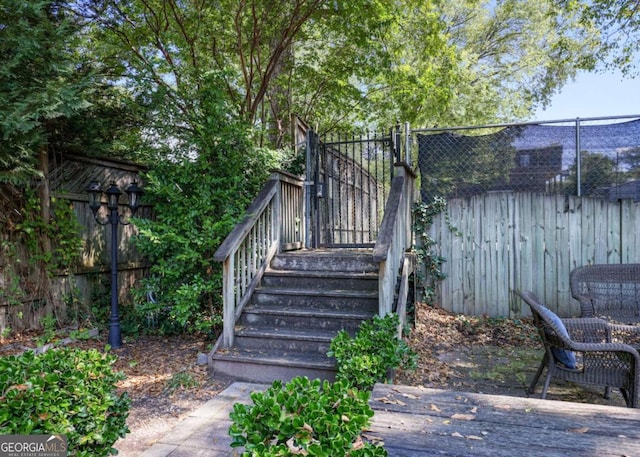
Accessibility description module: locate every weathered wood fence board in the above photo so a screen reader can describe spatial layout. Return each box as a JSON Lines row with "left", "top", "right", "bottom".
{"left": 429, "top": 192, "right": 640, "bottom": 318}
{"left": 0, "top": 153, "right": 148, "bottom": 331}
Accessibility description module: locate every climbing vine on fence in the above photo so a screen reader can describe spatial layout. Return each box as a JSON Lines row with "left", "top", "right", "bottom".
{"left": 0, "top": 186, "right": 83, "bottom": 330}
{"left": 412, "top": 197, "right": 459, "bottom": 305}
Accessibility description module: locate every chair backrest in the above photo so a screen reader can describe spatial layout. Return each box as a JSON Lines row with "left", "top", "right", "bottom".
{"left": 518, "top": 290, "right": 573, "bottom": 359}
{"left": 570, "top": 264, "right": 640, "bottom": 321}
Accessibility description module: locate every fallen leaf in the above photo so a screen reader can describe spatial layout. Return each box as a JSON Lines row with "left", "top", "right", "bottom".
{"left": 467, "top": 435, "right": 484, "bottom": 441}
{"left": 451, "top": 432, "right": 464, "bottom": 438}
{"left": 568, "top": 427, "right": 589, "bottom": 434}
{"left": 376, "top": 396, "right": 407, "bottom": 406}
{"left": 494, "top": 405, "right": 511, "bottom": 410}
{"left": 402, "top": 393, "right": 420, "bottom": 400}
{"left": 430, "top": 404, "right": 442, "bottom": 412}
{"left": 351, "top": 436, "right": 365, "bottom": 451}
{"left": 286, "top": 437, "right": 309, "bottom": 455}
{"left": 362, "top": 433, "right": 385, "bottom": 443}
{"left": 470, "top": 407, "right": 478, "bottom": 413}
{"left": 451, "top": 413, "right": 475, "bottom": 421}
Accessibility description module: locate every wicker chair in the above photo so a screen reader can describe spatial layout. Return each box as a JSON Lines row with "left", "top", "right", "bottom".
{"left": 570, "top": 263, "right": 640, "bottom": 323}
{"left": 518, "top": 290, "right": 640, "bottom": 408}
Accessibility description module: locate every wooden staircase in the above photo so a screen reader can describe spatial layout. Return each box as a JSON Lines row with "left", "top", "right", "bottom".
{"left": 209, "top": 250, "right": 379, "bottom": 383}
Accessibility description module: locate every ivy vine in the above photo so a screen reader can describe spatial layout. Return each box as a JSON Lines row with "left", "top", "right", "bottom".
{"left": 1, "top": 186, "right": 83, "bottom": 330}
{"left": 16, "top": 189, "right": 83, "bottom": 274}
{"left": 412, "top": 197, "right": 459, "bottom": 305}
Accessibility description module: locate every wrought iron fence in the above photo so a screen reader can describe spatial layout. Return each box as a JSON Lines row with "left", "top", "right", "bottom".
{"left": 413, "top": 115, "right": 640, "bottom": 202}
{"left": 307, "top": 129, "right": 401, "bottom": 247}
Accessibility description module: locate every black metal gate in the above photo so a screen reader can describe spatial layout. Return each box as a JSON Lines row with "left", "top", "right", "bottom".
{"left": 306, "top": 129, "right": 399, "bottom": 248}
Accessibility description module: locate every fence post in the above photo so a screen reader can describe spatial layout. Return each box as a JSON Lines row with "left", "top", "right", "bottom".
{"left": 404, "top": 122, "right": 411, "bottom": 165}
{"left": 222, "top": 254, "right": 235, "bottom": 348}
{"left": 304, "top": 129, "right": 313, "bottom": 249}
{"left": 576, "top": 118, "right": 582, "bottom": 197}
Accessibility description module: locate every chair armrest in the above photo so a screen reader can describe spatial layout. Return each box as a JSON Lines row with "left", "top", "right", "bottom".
{"left": 563, "top": 318, "right": 609, "bottom": 329}
{"left": 572, "top": 293, "right": 596, "bottom": 317}
{"left": 569, "top": 341, "right": 640, "bottom": 364}
{"left": 607, "top": 323, "right": 640, "bottom": 347}
{"left": 607, "top": 323, "right": 640, "bottom": 334}
{"left": 563, "top": 318, "right": 612, "bottom": 343}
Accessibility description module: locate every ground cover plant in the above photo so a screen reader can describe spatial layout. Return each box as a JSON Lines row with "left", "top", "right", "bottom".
{"left": 0, "top": 347, "right": 130, "bottom": 457}
{"left": 328, "top": 313, "right": 417, "bottom": 391}
{"left": 229, "top": 377, "right": 386, "bottom": 457}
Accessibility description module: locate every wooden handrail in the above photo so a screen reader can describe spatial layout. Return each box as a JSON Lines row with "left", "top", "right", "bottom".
{"left": 213, "top": 171, "right": 304, "bottom": 348}
{"left": 372, "top": 176, "right": 405, "bottom": 262}
{"left": 213, "top": 179, "right": 278, "bottom": 263}
{"left": 373, "top": 163, "right": 415, "bottom": 316}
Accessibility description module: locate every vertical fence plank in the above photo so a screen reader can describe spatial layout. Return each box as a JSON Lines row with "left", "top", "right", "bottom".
{"left": 555, "top": 194, "right": 571, "bottom": 315}
{"left": 449, "top": 198, "right": 465, "bottom": 313}
{"left": 621, "top": 200, "right": 640, "bottom": 262}
{"left": 516, "top": 192, "right": 533, "bottom": 316}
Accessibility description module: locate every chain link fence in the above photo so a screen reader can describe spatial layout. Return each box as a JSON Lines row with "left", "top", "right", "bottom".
{"left": 413, "top": 116, "right": 640, "bottom": 202}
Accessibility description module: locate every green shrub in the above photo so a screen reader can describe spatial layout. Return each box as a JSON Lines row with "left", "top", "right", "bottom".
{"left": 328, "top": 313, "right": 417, "bottom": 391}
{"left": 229, "top": 377, "right": 386, "bottom": 457}
{"left": 0, "top": 348, "right": 130, "bottom": 457}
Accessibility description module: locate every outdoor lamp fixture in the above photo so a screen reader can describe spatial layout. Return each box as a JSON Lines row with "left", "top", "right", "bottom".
{"left": 85, "top": 180, "right": 144, "bottom": 349}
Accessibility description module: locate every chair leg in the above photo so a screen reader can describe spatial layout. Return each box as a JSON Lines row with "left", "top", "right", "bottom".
{"left": 541, "top": 371, "right": 553, "bottom": 399}
{"left": 620, "top": 388, "right": 631, "bottom": 408}
{"left": 528, "top": 355, "right": 547, "bottom": 395}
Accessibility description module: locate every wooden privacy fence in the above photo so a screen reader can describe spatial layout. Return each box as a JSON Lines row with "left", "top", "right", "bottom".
{"left": 0, "top": 153, "right": 148, "bottom": 332}
{"left": 429, "top": 192, "right": 640, "bottom": 318}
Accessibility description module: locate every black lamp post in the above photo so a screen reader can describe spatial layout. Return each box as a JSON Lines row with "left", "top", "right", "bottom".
{"left": 86, "top": 180, "right": 144, "bottom": 349}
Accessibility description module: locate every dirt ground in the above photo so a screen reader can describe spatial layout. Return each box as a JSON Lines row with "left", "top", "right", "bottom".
{"left": 394, "top": 303, "right": 627, "bottom": 408}
{"left": 0, "top": 302, "right": 627, "bottom": 456}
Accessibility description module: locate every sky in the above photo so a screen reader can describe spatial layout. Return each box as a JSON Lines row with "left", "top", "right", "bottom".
{"left": 532, "top": 69, "right": 640, "bottom": 122}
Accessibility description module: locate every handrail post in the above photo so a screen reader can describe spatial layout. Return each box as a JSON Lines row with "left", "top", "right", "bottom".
{"left": 222, "top": 254, "right": 235, "bottom": 348}
{"left": 272, "top": 173, "right": 285, "bottom": 251}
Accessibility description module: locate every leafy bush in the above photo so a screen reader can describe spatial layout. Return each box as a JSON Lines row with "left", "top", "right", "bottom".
{"left": 0, "top": 348, "right": 130, "bottom": 457}
{"left": 328, "top": 313, "right": 417, "bottom": 391}
{"left": 229, "top": 377, "right": 386, "bottom": 457}
{"left": 132, "top": 74, "right": 284, "bottom": 334}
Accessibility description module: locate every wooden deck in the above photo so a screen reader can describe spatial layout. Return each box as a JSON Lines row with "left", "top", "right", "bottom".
{"left": 369, "top": 384, "right": 640, "bottom": 457}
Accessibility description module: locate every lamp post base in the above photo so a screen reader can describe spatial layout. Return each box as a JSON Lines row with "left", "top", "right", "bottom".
{"left": 108, "top": 323, "right": 122, "bottom": 349}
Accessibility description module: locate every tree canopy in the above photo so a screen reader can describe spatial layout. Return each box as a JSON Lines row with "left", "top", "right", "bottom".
{"left": 2, "top": 0, "right": 637, "bottom": 169}
{"left": 554, "top": 0, "right": 640, "bottom": 76}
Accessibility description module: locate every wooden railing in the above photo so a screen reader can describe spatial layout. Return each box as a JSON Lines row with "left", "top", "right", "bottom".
{"left": 213, "top": 163, "right": 414, "bottom": 349}
{"left": 373, "top": 164, "right": 415, "bottom": 330}
{"left": 213, "top": 171, "right": 304, "bottom": 348}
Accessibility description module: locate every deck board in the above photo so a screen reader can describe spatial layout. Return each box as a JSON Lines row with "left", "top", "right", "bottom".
{"left": 369, "top": 384, "right": 640, "bottom": 457}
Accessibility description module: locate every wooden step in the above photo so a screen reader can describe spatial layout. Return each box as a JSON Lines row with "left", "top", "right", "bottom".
{"left": 209, "top": 249, "right": 380, "bottom": 384}
{"left": 210, "top": 347, "right": 336, "bottom": 383}
{"left": 261, "top": 269, "right": 378, "bottom": 290}
{"left": 252, "top": 288, "right": 378, "bottom": 313}
{"left": 270, "top": 250, "right": 377, "bottom": 273}
{"left": 238, "top": 306, "right": 374, "bottom": 333}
